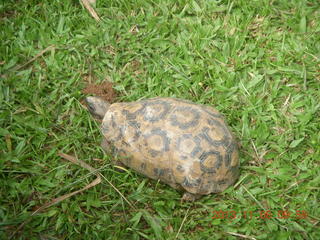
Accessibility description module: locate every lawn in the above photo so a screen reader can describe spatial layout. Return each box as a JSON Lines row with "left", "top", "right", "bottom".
{"left": 0, "top": 0, "right": 319, "bottom": 239}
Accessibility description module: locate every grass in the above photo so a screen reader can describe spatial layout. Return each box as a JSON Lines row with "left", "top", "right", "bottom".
{"left": 0, "top": 0, "right": 319, "bottom": 239}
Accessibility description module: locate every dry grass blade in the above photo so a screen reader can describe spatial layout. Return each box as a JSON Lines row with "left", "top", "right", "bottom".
{"left": 13, "top": 45, "right": 55, "bottom": 72}
{"left": 59, "top": 152, "right": 97, "bottom": 172}
{"left": 60, "top": 153, "right": 135, "bottom": 209}
{"left": 242, "top": 185, "right": 265, "bottom": 210}
{"left": 81, "top": 0, "right": 101, "bottom": 21}
{"left": 226, "top": 232, "right": 257, "bottom": 240}
{"left": 174, "top": 207, "right": 190, "bottom": 239}
{"left": 10, "top": 152, "right": 101, "bottom": 239}
{"left": 251, "top": 140, "right": 261, "bottom": 166}
{"left": 98, "top": 171, "right": 136, "bottom": 210}
{"left": 32, "top": 177, "right": 101, "bottom": 214}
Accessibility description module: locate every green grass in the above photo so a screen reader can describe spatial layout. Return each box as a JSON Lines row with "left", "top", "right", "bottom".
{"left": 1, "top": 0, "right": 319, "bottom": 239}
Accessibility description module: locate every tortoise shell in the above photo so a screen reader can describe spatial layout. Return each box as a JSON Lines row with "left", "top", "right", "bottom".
{"left": 98, "top": 97, "right": 239, "bottom": 196}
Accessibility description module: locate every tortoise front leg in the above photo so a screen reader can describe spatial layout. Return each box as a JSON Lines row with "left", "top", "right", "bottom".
{"left": 101, "top": 137, "right": 110, "bottom": 152}
{"left": 101, "top": 137, "right": 127, "bottom": 171}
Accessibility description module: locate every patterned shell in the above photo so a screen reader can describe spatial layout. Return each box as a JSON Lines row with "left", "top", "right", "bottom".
{"left": 101, "top": 97, "right": 239, "bottom": 195}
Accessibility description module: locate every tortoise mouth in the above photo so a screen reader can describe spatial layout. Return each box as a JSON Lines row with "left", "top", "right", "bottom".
{"left": 85, "top": 96, "right": 110, "bottom": 120}
{"left": 85, "top": 99, "right": 95, "bottom": 112}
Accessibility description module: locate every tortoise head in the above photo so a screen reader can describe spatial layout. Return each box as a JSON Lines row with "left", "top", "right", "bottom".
{"left": 85, "top": 96, "right": 110, "bottom": 120}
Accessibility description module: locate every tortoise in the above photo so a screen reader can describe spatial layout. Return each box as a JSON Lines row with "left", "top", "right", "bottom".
{"left": 85, "top": 96, "right": 239, "bottom": 201}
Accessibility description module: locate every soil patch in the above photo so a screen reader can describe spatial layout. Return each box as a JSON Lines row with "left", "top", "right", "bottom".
{"left": 82, "top": 81, "right": 117, "bottom": 103}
